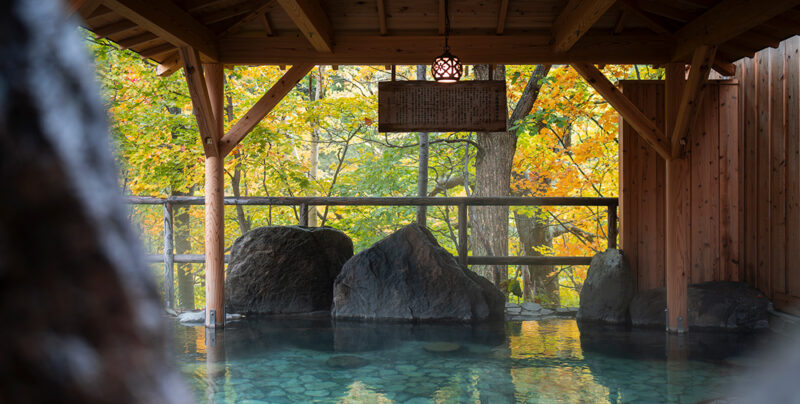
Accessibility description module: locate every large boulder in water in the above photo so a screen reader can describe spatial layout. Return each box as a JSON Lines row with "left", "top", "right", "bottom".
{"left": 577, "top": 249, "right": 635, "bottom": 324}
{"left": 629, "top": 281, "right": 771, "bottom": 331}
{"left": 225, "top": 226, "right": 353, "bottom": 314}
{"left": 332, "top": 223, "right": 504, "bottom": 322}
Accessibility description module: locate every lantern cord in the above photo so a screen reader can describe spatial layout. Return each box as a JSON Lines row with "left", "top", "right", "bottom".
{"left": 444, "top": 0, "right": 451, "bottom": 52}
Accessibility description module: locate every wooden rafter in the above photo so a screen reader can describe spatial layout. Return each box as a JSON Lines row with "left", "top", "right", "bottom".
{"left": 276, "top": 0, "right": 333, "bottom": 53}
{"left": 620, "top": 0, "right": 672, "bottom": 35}
{"left": 376, "top": 0, "right": 387, "bottom": 35}
{"left": 178, "top": 47, "right": 219, "bottom": 157}
{"left": 496, "top": 0, "right": 509, "bottom": 35}
{"left": 103, "top": 0, "right": 219, "bottom": 60}
{"left": 218, "top": 31, "right": 673, "bottom": 65}
{"left": 572, "top": 62, "right": 671, "bottom": 160}
{"left": 218, "top": 0, "right": 277, "bottom": 37}
{"left": 613, "top": 9, "right": 629, "bottom": 34}
{"left": 219, "top": 63, "right": 315, "bottom": 156}
{"left": 552, "top": 0, "right": 618, "bottom": 53}
{"left": 670, "top": 45, "right": 716, "bottom": 158}
{"left": 260, "top": 12, "right": 274, "bottom": 36}
{"left": 156, "top": 51, "right": 181, "bottom": 77}
{"left": 70, "top": 0, "right": 102, "bottom": 19}
{"left": 117, "top": 32, "right": 158, "bottom": 49}
{"left": 93, "top": 20, "right": 137, "bottom": 37}
{"left": 672, "top": 0, "right": 800, "bottom": 61}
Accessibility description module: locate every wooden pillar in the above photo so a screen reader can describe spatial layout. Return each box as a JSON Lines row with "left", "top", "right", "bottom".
{"left": 665, "top": 63, "right": 689, "bottom": 333}
{"left": 204, "top": 63, "right": 225, "bottom": 328}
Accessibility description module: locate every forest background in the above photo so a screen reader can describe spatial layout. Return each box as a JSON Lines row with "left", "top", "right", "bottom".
{"left": 87, "top": 32, "right": 661, "bottom": 310}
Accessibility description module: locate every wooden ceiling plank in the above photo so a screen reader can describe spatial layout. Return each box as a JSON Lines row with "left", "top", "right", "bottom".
{"left": 103, "top": 0, "right": 219, "bottom": 61}
{"left": 496, "top": 0, "right": 509, "bottom": 35}
{"left": 377, "top": 0, "right": 387, "bottom": 35}
{"left": 572, "top": 62, "right": 671, "bottom": 160}
{"left": 178, "top": 46, "right": 219, "bottom": 158}
{"left": 219, "top": 63, "right": 315, "bottom": 156}
{"left": 671, "top": 45, "right": 716, "bottom": 157}
{"left": 552, "top": 0, "right": 618, "bottom": 52}
{"left": 276, "top": 0, "right": 333, "bottom": 52}
{"left": 438, "top": 0, "right": 445, "bottom": 35}
{"left": 117, "top": 32, "right": 158, "bottom": 49}
{"left": 200, "top": 0, "right": 269, "bottom": 25}
{"left": 139, "top": 42, "right": 176, "bottom": 58}
{"left": 93, "top": 19, "right": 137, "bottom": 37}
{"left": 72, "top": 0, "right": 102, "bottom": 20}
{"left": 673, "top": 0, "right": 800, "bottom": 61}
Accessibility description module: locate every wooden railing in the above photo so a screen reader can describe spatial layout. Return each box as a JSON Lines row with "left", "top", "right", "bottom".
{"left": 126, "top": 196, "right": 618, "bottom": 303}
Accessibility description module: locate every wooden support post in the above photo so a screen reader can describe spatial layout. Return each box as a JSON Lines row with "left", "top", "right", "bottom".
{"left": 299, "top": 203, "right": 309, "bottom": 226}
{"left": 458, "top": 203, "right": 468, "bottom": 267}
{"left": 665, "top": 62, "right": 689, "bottom": 333}
{"left": 163, "top": 202, "right": 175, "bottom": 310}
{"left": 607, "top": 204, "right": 617, "bottom": 249}
{"left": 204, "top": 63, "right": 225, "bottom": 328}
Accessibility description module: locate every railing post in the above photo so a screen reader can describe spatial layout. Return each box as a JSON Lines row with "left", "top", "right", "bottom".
{"left": 163, "top": 202, "right": 175, "bottom": 310}
{"left": 299, "top": 202, "right": 309, "bottom": 226}
{"left": 458, "top": 203, "right": 468, "bottom": 267}
{"left": 608, "top": 203, "right": 618, "bottom": 249}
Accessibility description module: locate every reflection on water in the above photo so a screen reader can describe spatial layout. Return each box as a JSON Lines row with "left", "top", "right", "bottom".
{"left": 173, "top": 317, "right": 768, "bottom": 403}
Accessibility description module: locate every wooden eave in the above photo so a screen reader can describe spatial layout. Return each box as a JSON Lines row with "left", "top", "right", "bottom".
{"left": 77, "top": 0, "right": 800, "bottom": 67}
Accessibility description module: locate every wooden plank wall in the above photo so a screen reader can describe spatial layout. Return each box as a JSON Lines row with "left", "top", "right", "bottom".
{"left": 735, "top": 36, "right": 800, "bottom": 315}
{"left": 619, "top": 80, "right": 740, "bottom": 291}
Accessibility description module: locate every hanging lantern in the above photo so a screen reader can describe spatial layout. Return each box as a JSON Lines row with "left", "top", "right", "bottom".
{"left": 431, "top": 0, "right": 462, "bottom": 83}
{"left": 432, "top": 50, "right": 463, "bottom": 83}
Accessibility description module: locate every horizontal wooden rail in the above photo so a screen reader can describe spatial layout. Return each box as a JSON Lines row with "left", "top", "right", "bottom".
{"left": 130, "top": 195, "right": 616, "bottom": 307}
{"left": 467, "top": 256, "right": 593, "bottom": 266}
{"left": 146, "top": 254, "right": 230, "bottom": 264}
{"left": 125, "top": 195, "right": 618, "bottom": 207}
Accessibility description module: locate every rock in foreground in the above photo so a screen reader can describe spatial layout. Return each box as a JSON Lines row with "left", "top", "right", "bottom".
{"left": 629, "top": 281, "right": 772, "bottom": 331}
{"left": 226, "top": 226, "right": 353, "bottom": 314}
{"left": 576, "top": 249, "right": 635, "bottom": 324}
{"left": 332, "top": 224, "right": 504, "bottom": 322}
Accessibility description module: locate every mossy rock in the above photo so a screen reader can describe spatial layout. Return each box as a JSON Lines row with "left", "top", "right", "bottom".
{"left": 423, "top": 342, "right": 461, "bottom": 353}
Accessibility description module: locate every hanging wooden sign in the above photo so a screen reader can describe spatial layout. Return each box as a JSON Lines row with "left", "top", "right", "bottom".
{"left": 378, "top": 80, "right": 507, "bottom": 132}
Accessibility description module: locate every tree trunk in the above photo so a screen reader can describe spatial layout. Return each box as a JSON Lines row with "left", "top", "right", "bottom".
{"left": 173, "top": 192, "right": 195, "bottom": 309}
{"left": 416, "top": 65, "right": 429, "bottom": 226}
{"left": 307, "top": 68, "right": 323, "bottom": 226}
{"left": 470, "top": 64, "right": 551, "bottom": 293}
{"left": 515, "top": 211, "right": 560, "bottom": 305}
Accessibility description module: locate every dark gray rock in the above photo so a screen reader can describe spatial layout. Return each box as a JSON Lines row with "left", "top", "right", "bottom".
{"left": 0, "top": 2, "right": 189, "bottom": 402}
{"left": 629, "top": 281, "right": 772, "bottom": 331}
{"left": 225, "top": 226, "right": 353, "bottom": 314}
{"left": 332, "top": 223, "right": 504, "bottom": 322}
{"left": 326, "top": 355, "right": 369, "bottom": 369}
{"left": 576, "top": 249, "right": 635, "bottom": 324}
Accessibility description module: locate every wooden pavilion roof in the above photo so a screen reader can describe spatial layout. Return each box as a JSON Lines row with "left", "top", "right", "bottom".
{"left": 75, "top": 0, "right": 800, "bottom": 74}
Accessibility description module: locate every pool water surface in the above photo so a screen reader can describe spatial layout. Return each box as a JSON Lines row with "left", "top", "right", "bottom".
{"left": 173, "top": 317, "right": 767, "bottom": 403}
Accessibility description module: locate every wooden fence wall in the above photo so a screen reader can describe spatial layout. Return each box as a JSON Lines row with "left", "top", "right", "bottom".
{"left": 735, "top": 37, "right": 800, "bottom": 315}
{"left": 619, "top": 80, "right": 741, "bottom": 292}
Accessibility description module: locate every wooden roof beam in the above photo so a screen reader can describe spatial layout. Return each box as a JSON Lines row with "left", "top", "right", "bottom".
{"left": 219, "top": 63, "right": 315, "bottom": 156}
{"left": 572, "top": 62, "right": 671, "bottom": 160}
{"left": 260, "top": 12, "right": 274, "bottom": 36}
{"left": 178, "top": 47, "right": 219, "bottom": 157}
{"left": 552, "top": 0, "right": 618, "bottom": 52}
{"left": 276, "top": 0, "right": 333, "bottom": 53}
{"left": 103, "top": 0, "right": 219, "bottom": 61}
{"left": 217, "top": 31, "right": 673, "bottom": 65}
{"left": 620, "top": 0, "right": 672, "bottom": 35}
{"left": 672, "top": 0, "right": 800, "bottom": 61}
{"left": 671, "top": 45, "right": 716, "bottom": 157}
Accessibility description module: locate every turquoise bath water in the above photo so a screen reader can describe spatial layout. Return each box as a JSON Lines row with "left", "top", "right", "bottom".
{"left": 173, "top": 317, "right": 767, "bottom": 403}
